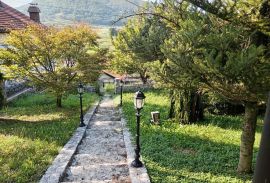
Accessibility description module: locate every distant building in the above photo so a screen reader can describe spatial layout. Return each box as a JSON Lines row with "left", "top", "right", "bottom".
{"left": 99, "top": 70, "right": 123, "bottom": 84}
{"left": 99, "top": 70, "right": 145, "bottom": 85}
{"left": 0, "top": 1, "right": 41, "bottom": 46}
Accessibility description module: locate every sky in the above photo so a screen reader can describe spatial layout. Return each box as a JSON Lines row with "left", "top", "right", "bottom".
{"left": 2, "top": 0, "right": 151, "bottom": 8}
{"left": 2, "top": 0, "right": 32, "bottom": 7}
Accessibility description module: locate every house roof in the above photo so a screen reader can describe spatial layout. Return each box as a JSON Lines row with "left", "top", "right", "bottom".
{"left": 102, "top": 70, "right": 124, "bottom": 79}
{"left": 0, "top": 1, "right": 34, "bottom": 33}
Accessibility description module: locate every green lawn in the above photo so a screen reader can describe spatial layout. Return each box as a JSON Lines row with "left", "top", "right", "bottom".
{"left": 120, "top": 90, "right": 262, "bottom": 183}
{"left": 104, "top": 83, "right": 115, "bottom": 95}
{"left": 0, "top": 92, "right": 99, "bottom": 183}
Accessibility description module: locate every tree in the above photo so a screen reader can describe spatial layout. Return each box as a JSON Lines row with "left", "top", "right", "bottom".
{"left": 0, "top": 24, "right": 105, "bottom": 107}
{"left": 132, "top": 0, "right": 270, "bottom": 173}
{"left": 254, "top": 92, "right": 270, "bottom": 182}
{"left": 154, "top": 1, "right": 270, "bottom": 173}
{"left": 150, "top": 59, "right": 204, "bottom": 123}
{"left": 113, "top": 0, "right": 269, "bottom": 173}
{"left": 182, "top": 0, "right": 270, "bottom": 36}
{"left": 112, "top": 14, "right": 204, "bottom": 123}
{"left": 111, "top": 16, "right": 168, "bottom": 84}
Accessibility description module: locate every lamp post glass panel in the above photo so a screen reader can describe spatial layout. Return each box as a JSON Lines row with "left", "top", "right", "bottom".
{"left": 78, "top": 83, "right": 85, "bottom": 127}
{"left": 132, "top": 91, "right": 146, "bottom": 168}
{"left": 120, "top": 80, "right": 124, "bottom": 106}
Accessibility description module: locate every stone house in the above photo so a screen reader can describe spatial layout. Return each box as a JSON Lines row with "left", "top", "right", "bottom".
{"left": 0, "top": 1, "right": 41, "bottom": 102}
{"left": 0, "top": 1, "right": 40, "bottom": 46}
{"left": 99, "top": 70, "right": 123, "bottom": 84}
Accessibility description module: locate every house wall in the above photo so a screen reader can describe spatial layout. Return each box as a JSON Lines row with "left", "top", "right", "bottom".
{"left": 115, "top": 83, "right": 154, "bottom": 94}
{"left": 98, "top": 74, "right": 115, "bottom": 83}
{"left": 0, "top": 33, "right": 7, "bottom": 46}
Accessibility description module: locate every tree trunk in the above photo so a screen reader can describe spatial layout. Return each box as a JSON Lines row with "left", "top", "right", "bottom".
{"left": 141, "top": 77, "right": 148, "bottom": 84}
{"left": 237, "top": 102, "right": 258, "bottom": 173}
{"left": 253, "top": 92, "right": 270, "bottom": 182}
{"left": 174, "top": 89, "right": 204, "bottom": 124}
{"left": 0, "top": 74, "right": 6, "bottom": 110}
{"left": 56, "top": 95, "right": 62, "bottom": 108}
{"left": 197, "top": 92, "right": 204, "bottom": 121}
{"left": 178, "top": 91, "right": 189, "bottom": 123}
{"left": 188, "top": 91, "right": 204, "bottom": 123}
{"left": 139, "top": 72, "right": 148, "bottom": 84}
{"left": 168, "top": 90, "right": 175, "bottom": 119}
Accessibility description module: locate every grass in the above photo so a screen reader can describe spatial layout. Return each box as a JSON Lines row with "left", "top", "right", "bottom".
{"left": 120, "top": 90, "right": 262, "bottom": 183}
{"left": 104, "top": 83, "right": 115, "bottom": 95}
{"left": 0, "top": 92, "right": 99, "bottom": 183}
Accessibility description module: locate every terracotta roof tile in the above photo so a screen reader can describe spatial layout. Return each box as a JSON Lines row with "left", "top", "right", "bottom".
{"left": 0, "top": 1, "right": 34, "bottom": 32}
{"left": 103, "top": 70, "right": 124, "bottom": 79}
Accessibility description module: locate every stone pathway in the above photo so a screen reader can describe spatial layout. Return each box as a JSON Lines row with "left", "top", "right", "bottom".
{"left": 61, "top": 96, "right": 131, "bottom": 183}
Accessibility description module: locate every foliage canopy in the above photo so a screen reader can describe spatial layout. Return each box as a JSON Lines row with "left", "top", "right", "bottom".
{"left": 0, "top": 24, "right": 106, "bottom": 107}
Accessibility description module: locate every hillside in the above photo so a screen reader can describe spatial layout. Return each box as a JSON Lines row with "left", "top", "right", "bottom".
{"left": 18, "top": 0, "right": 145, "bottom": 26}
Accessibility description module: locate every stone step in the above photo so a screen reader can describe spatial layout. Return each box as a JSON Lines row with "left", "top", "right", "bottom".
{"left": 95, "top": 110, "right": 115, "bottom": 114}
{"left": 88, "top": 120, "right": 122, "bottom": 130}
{"left": 96, "top": 106, "right": 115, "bottom": 110}
{"left": 63, "top": 164, "right": 130, "bottom": 182}
{"left": 95, "top": 109, "right": 119, "bottom": 113}
{"left": 77, "top": 147, "right": 127, "bottom": 159}
{"left": 71, "top": 153, "right": 127, "bottom": 166}
{"left": 77, "top": 139, "right": 127, "bottom": 158}
{"left": 94, "top": 110, "right": 120, "bottom": 115}
{"left": 85, "top": 126, "right": 123, "bottom": 138}
{"left": 60, "top": 96, "right": 135, "bottom": 183}
{"left": 98, "top": 104, "right": 114, "bottom": 108}
{"left": 92, "top": 115, "right": 121, "bottom": 122}
{"left": 61, "top": 181, "right": 112, "bottom": 183}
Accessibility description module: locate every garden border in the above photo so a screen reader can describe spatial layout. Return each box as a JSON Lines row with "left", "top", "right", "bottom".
{"left": 7, "top": 88, "right": 33, "bottom": 102}
{"left": 120, "top": 108, "right": 151, "bottom": 183}
{"left": 39, "top": 100, "right": 100, "bottom": 183}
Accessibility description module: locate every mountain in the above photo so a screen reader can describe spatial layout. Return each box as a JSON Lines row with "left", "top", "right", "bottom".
{"left": 18, "top": 0, "right": 146, "bottom": 26}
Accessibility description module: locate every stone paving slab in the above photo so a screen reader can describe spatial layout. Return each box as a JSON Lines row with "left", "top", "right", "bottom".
{"left": 76, "top": 140, "right": 127, "bottom": 159}
{"left": 41, "top": 96, "right": 151, "bottom": 183}
{"left": 39, "top": 101, "right": 100, "bottom": 183}
{"left": 71, "top": 154, "right": 127, "bottom": 166}
{"left": 61, "top": 96, "right": 132, "bottom": 183}
{"left": 89, "top": 120, "right": 122, "bottom": 129}
{"left": 63, "top": 164, "right": 130, "bottom": 182}
{"left": 92, "top": 115, "right": 121, "bottom": 121}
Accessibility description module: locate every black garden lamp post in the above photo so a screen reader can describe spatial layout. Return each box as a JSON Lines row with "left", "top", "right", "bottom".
{"left": 120, "top": 80, "right": 124, "bottom": 106}
{"left": 131, "top": 90, "right": 146, "bottom": 168}
{"left": 78, "top": 83, "right": 85, "bottom": 127}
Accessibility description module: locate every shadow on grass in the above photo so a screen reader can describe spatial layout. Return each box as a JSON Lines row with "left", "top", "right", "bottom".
{"left": 0, "top": 92, "right": 98, "bottom": 144}
{"left": 0, "top": 117, "right": 77, "bottom": 146}
{"left": 141, "top": 128, "right": 254, "bottom": 182}
{"left": 199, "top": 114, "right": 263, "bottom": 133}
{"left": 0, "top": 92, "right": 99, "bottom": 183}
{"left": 122, "top": 96, "right": 256, "bottom": 182}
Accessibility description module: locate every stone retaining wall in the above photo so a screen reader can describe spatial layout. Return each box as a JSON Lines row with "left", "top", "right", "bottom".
{"left": 115, "top": 84, "right": 154, "bottom": 94}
